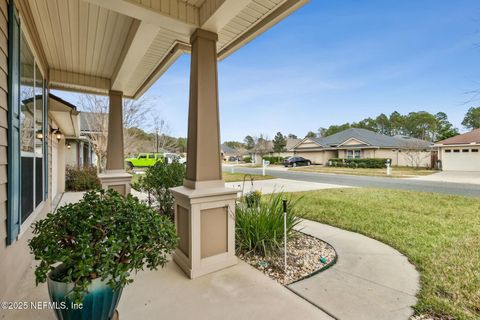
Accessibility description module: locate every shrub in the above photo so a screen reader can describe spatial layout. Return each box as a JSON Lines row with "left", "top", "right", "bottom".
{"left": 327, "top": 158, "right": 390, "bottom": 168}
{"left": 245, "top": 190, "right": 262, "bottom": 208}
{"left": 131, "top": 161, "right": 185, "bottom": 219}
{"left": 65, "top": 166, "right": 101, "bottom": 191}
{"left": 235, "top": 192, "right": 301, "bottom": 257}
{"left": 29, "top": 189, "right": 178, "bottom": 303}
{"left": 262, "top": 156, "right": 287, "bottom": 165}
{"left": 243, "top": 156, "right": 252, "bottom": 163}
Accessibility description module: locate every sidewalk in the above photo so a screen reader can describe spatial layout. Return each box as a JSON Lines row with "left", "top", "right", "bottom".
{"left": 289, "top": 220, "right": 420, "bottom": 320}
{"left": 226, "top": 178, "right": 351, "bottom": 194}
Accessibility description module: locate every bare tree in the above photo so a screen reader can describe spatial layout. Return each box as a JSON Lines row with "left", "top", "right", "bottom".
{"left": 151, "top": 116, "right": 177, "bottom": 152}
{"left": 402, "top": 139, "right": 431, "bottom": 168}
{"left": 77, "top": 94, "right": 153, "bottom": 172}
{"left": 253, "top": 134, "right": 272, "bottom": 159}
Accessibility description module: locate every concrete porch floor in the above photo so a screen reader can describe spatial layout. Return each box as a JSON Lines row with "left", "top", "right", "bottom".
{"left": 2, "top": 191, "right": 332, "bottom": 320}
{"left": 4, "top": 258, "right": 332, "bottom": 320}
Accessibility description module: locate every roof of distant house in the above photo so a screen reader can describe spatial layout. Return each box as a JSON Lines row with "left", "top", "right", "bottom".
{"left": 303, "top": 128, "right": 432, "bottom": 149}
{"left": 435, "top": 129, "right": 480, "bottom": 145}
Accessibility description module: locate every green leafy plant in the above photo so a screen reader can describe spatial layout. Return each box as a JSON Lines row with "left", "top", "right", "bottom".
{"left": 328, "top": 158, "right": 390, "bottom": 168}
{"left": 29, "top": 189, "right": 178, "bottom": 303}
{"left": 235, "top": 192, "right": 301, "bottom": 257}
{"left": 243, "top": 156, "right": 252, "bottom": 163}
{"left": 245, "top": 190, "right": 262, "bottom": 208}
{"left": 131, "top": 161, "right": 185, "bottom": 219}
{"left": 65, "top": 165, "right": 101, "bottom": 191}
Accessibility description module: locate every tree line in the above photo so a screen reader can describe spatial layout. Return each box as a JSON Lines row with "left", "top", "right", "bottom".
{"left": 304, "top": 108, "right": 480, "bottom": 142}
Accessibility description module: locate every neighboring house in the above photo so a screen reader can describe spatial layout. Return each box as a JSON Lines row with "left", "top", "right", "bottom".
{"left": 293, "top": 128, "right": 432, "bottom": 167}
{"left": 221, "top": 144, "right": 247, "bottom": 160}
{"left": 434, "top": 129, "right": 480, "bottom": 171}
{"left": 250, "top": 138, "right": 301, "bottom": 164}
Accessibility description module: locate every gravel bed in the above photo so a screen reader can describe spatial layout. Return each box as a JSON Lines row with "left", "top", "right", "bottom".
{"left": 238, "top": 231, "right": 336, "bottom": 285}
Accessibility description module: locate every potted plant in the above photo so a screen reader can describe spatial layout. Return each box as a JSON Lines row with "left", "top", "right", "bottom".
{"left": 29, "top": 189, "right": 178, "bottom": 320}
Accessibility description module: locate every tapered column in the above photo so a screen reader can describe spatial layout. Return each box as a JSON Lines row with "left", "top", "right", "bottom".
{"left": 184, "top": 29, "right": 223, "bottom": 189}
{"left": 171, "top": 29, "right": 237, "bottom": 278}
{"left": 106, "top": 90, "right": 124, "bottom": 171}
{"left": 99, "top": 90, "right": 131, "bottom": 195}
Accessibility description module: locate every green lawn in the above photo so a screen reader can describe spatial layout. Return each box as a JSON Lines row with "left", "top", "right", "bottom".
{"left": 293, "top": 188, "right": 480, "bottom": 320}
{"left": 130, "top": 172, "right": 274, "bottom": 184}
{"left": 291, "top": 165, "right": 436, "bottom": 178}
{"left": 223, "top": 172, "right": 274, "bottom": 182}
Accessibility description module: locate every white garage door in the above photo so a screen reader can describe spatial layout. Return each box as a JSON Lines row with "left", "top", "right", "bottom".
{"left": 442, "top": 148, "right": 480, "bottom": 171}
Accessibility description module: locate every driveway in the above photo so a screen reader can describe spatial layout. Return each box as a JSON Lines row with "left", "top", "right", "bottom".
{"left": 410, "top": 171, "right": 480, "bottom": 185}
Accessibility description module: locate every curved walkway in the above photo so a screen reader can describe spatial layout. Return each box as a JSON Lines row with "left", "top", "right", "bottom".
{"left": 288, "top": 219, "right": 420, "bottom": 320}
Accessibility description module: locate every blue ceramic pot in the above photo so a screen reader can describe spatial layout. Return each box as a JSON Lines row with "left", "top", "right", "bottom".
{"left": 47, "top": 265, "right": 123, "bottom": 320}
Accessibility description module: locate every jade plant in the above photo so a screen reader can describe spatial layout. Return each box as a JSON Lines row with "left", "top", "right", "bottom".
{"left": 29, "top": 189, "right": 178, "bottom": 302}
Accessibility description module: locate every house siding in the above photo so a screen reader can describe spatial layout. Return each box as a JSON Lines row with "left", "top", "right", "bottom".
{"left": 0, "top": 0, "right": 51, "bottom": 303}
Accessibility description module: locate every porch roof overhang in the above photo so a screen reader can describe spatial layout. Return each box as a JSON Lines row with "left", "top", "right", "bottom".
{"left": 48, "top": 94, "right": 81, "bottom": 138}
{"left": 18, "top": 0, "right": 308, "bottom": 99}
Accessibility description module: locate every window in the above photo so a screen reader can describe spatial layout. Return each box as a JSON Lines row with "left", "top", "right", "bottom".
{"left": 453, "top": 149, "right": 460, "bottom": 153}
{"left": 472, "top": 149, "right": 479, "bottom": 153}
{"left": 445, "top": 149, "right": 451, "bottom": 153}
{"left": 462, "top": 149, "right": 469, "bottom": 153}
{"left": 138, "top": 154, "right": 147, "bottom": 159}
{"left": 347, "top": 150, "right": 361, "bottom": 159}
{"left": 19, "top": 31, "right": 47, "bottom": 224}
{"left": 148, "top": 154, "right": 155, "bottom": 158}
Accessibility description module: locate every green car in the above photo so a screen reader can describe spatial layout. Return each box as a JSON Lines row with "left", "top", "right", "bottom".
{"left": 125, "top": 153, "right": 165, "bottom": 168}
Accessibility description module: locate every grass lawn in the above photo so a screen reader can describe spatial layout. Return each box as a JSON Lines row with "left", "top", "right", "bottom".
{"left": 291, "top": 165, "right": 436, "bottom": 178}
{"left": 130, "top": 172, "right": 274, "bottom": 184}
{"left": 223, "top": 172, "right": 274, "bottom": 182}
{"left": 293, "top": 188, "right": 480, "bottom": 320}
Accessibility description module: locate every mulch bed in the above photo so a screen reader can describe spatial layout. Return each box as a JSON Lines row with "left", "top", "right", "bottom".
{"left": 238, "top": 231, "right": 336, "bottom": 285}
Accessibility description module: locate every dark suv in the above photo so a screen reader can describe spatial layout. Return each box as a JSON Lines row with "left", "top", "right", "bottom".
{"left": 284, "top": 156, "right": 311, "bottom": 167}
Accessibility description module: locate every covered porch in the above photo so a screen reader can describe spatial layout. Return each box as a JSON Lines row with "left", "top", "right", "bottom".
{"left": 16, "top": 0, "right": 309, "bottom": 281}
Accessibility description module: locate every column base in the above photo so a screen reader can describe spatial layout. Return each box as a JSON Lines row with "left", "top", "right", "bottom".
{"left": 170, "top": 185, "right": 239, "bottom": 278}
{"left": 98, "top": 171, "right": 132, "bottom": 196}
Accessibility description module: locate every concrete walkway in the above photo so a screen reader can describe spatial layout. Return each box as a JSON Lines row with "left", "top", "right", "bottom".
{"left": 226, "top": 178, "right": 351, "bottom": 195}
{"left": 289, "top": 220, "right": 420, "bottom": 320}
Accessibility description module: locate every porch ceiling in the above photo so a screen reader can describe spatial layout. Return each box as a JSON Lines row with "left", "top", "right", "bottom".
{"left": 18, "top": 0, "right": 308, "bottom": 99}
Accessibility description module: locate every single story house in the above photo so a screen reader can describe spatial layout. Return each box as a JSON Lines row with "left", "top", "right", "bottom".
{"left": 434, "top": 129, "right": 480, "bottom": 171}
{"left": 293, "top": 128, "right": 432, "bottom": 167}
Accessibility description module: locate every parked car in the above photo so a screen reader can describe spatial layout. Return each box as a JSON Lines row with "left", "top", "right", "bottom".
{"left": 164, "top": 153, "right": 187, "bottom": 165}
{"left": 228, "top": 156, "right": 241, "bottom": 162}
{"left": 125, "top": 153, "right": 165, "bottom": 168}
{"left": 284, "top": 156, "right": 311, "bottom": 167}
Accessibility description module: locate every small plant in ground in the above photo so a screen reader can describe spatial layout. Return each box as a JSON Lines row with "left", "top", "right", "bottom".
{"left": 65, "top": 165, "right": 101, "bottom": 191}
{"left": 245, "top": 190, "right": 262, "bottom": 208}
{"left": 235, "top": 192, "right": 301, "bottom": 257}
{"left": 131, "top": 161, "right": 185, "bottom": 219}
{"left": 29, "top": 189, "right": 178, "bottom": 303}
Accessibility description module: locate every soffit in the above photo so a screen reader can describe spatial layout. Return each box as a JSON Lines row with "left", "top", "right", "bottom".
{"left": 21, "top": 0, "right": 308, "bottom": 98}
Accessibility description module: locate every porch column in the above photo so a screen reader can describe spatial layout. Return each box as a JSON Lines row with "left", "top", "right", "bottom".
{"left": 98, "top": 90, "right": 132, "bottom": 195}
{"left": 171, "top": 29, "right": 237, "bottom": 278}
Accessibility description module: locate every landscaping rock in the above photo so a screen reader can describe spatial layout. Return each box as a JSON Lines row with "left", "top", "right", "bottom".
{"left": 238, "top": 231, "right": 336, "bottom": 285}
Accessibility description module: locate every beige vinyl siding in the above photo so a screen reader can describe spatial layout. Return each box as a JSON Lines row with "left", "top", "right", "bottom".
{"left": 0, "top": 0, "right": 51, "bottom": 302}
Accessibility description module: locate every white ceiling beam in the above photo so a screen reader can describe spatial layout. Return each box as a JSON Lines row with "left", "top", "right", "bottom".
{"left": 199, "top": 0, "right": 250, "bottom": 33}
{"left": 82, "top": 0, "right": 198, "bottom": 36}
{"left": 111, "top": 20, "right": 161, "bottom": 92}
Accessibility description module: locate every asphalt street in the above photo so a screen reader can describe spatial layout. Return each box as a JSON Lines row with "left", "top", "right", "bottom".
{"left": 225, "top": 166, "right": 480, "bottom": 197}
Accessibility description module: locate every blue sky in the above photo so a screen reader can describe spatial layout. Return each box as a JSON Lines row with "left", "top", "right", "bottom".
{"left": 55, "top": 0, "right": 480, "bottom": 142}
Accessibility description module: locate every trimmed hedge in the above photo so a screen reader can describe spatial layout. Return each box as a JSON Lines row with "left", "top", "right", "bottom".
{"left": 262, "top": 156, "right": 288, "bottom": 165}
{"left": 328, "top": 158, "right": 390, "bottom": 168}
{"left": 243, "top": 156, "right": 252, "bottom": 163}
